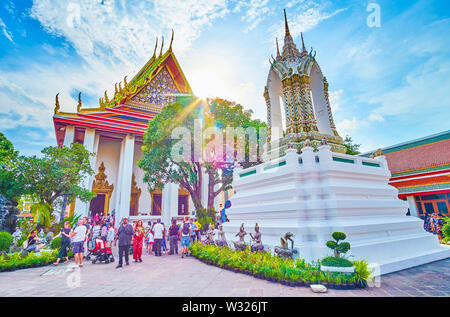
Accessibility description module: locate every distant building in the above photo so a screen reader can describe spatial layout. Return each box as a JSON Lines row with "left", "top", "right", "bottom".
{"left": 362, "top": 130, "right": 450, "bottom": 219}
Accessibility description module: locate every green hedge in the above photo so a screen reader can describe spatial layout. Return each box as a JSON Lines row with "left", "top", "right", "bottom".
{"left": 0, "top": 250, "right": 59, "bottom": 272}
{"left": 189, "top": 242, "right": 367, "bottom": 288}
{"left": 0, "top": 232, "right": 13, "bottom": 252}
{"left": 321, "top": 256, "right": 353, "bottom": 267}
{"left": 50, "top": 237, "right": 61, "bottom": 250}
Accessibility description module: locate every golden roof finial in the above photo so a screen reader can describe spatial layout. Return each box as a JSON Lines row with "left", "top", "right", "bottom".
{"left": 77, "top": 92, "right": 82, "bottom": 112}
{"left": 104, "top": 90, "right": 110, "bottom": 104}
{"left": 114, "top": 83, "right": 118, "bottom": 95}
{"left": 54, "top": 93, "right": 60, "bottom": 114}
{"left": 159, "top": 36, "right": 164, "bottom": 58}
{"left": 284, "top": 9, "right": 290, "bottom": 36}
{"left": 151, "top": 37, "right": 158, "bottom": 61}
{"left": 124, "top": 76, "right": 128, "bottom": 89}
{"left": 169, "top": 29, "right": 174, "bottom": 52}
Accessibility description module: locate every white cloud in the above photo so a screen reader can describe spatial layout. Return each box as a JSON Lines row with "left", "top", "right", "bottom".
{"left": 368, "top": 58, "right": 450, "bottom": 118}
{"left": 0, "top": 17, "right": 14, "bottom": 43}
{"left": 368, "top": 113, "right": 385, "bottom": 122}
{"left": 336, "top": 116, "right": 367, "bottom": 137}
{"left": 236, "top": 0, "right": 271, "bottom": 32}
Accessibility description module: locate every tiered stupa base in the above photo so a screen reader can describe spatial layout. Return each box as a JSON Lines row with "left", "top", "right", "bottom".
{"left": 223, "top": 146, "right": 449, "bottom": 275}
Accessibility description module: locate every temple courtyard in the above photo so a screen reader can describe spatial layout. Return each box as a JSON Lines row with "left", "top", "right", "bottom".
{"left": 0, "top": 249, "right": 448, "bottom": 297}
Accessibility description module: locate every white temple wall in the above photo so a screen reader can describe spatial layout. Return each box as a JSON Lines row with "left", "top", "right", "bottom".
{"left": 95, "top": 137, "right": 121, "bottom": 216}
{"left": 310, "top": 63, "right": 333, "bottom": 136}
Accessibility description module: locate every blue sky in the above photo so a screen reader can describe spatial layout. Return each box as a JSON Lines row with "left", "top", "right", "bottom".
{"left": 0, "top": 0, "right": 449, "bottom": 156}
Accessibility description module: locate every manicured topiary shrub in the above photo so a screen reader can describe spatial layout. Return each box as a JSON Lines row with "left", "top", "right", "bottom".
{"left": 0, "top": 232, "right": 13, "bottom": 252}
{"left": 326, "top": 232, "right": 351, "bottom": 258}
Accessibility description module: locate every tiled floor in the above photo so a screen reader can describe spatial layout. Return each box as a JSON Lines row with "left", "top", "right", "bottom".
{"left": 0, "top": 249, "right": 448, "bottom": 297}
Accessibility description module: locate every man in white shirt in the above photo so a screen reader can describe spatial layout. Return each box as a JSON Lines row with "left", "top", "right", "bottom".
{"left": 71, "top": 219, "right": 87, "bottom": 267}
{"left": 152, "top": 219, "right": 164, "bottom": 256}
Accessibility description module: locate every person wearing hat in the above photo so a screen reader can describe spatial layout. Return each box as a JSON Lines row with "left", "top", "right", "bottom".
{"left": 115, "top": 217, "right": 133, "bottom": 268}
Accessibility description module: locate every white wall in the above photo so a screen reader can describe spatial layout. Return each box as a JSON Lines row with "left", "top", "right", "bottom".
{"left": 310, "top": 63, "right": 333, "bottom": 136}
{"left": 94, "top": 137, "right": 121, "bottom": 215}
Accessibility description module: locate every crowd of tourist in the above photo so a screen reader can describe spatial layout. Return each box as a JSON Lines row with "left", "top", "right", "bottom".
{"left": 50, "top": 212, "right": 215, "bottom": 268}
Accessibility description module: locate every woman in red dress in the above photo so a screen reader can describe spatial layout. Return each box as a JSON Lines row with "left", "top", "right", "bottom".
{"left": 133, "top": 220, "right": 145, "bottom": 262}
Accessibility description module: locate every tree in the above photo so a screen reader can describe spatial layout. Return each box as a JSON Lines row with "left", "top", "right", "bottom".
{"left": 21, "top": 143, "right": 96, "bottom": 216}
{"left": 326, "top": 232, "right": 351, "bottom": 258}
{"left": 139, "top": 96, "right": 205, "bottom": 211}
{"left": 0, "top": 133, "right": 27, "bottom": 202}
{"left": 203, "top": 98, "right": 267, "bottom": 210}
{"left": 138, "top": 96, "right": 267, "bottom": 213}
{"left": 343, "top": 135, "right": 361, "bottom": 155}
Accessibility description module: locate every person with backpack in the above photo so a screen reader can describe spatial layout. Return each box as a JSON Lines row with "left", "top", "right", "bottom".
{"left": 168, "top": 219, "right": 179, "bottom": 255}
{"left": 152, "top": 218, "right": 164, "bottom": 256}
{"left": 179, "top": 216, "right": 191, "bottom": 258}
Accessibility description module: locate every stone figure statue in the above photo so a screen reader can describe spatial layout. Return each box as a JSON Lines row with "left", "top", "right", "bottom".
{"left": 321, "top": 137, "right": 328, "bottom": 145}
{"left": 205, "top": 224, "right": 215, "bottom": 245}
{"left": 275, "top": 232, "right": 298, "bottom": 260}
{"left": 215, "top": 224, "right": 228, "bottom": 247}
{"left": 370, "top": 148, "right": 384, "bottom": 158}
{"left": 250, "top": 223, "right": 264, "bottom": 252}
{"left": 38, "top": 229, "right": 44, "bottom": 240}
{"left": 233, "top": 223, "right": 247, "bottom": 251}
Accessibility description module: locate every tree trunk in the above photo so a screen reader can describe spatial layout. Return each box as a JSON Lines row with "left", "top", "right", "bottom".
{"left": 207, "top": 170, "right": 215, "bottom": 210}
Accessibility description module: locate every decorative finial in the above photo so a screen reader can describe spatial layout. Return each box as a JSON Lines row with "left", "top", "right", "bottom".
{"left": 301, "top": 32, "right": 306, "bottom": 52}
{"left": 54, "top": 93, "right": 60, "bottom": 114}
{"left": 151, "top": 37, "right": 158, "bottom": 60}
{"left": 114, "top": 83, "right": 118, "bottom": 95}
{"left": 104, "top": 90, "right": 110, "bottom": 103}
{"left": 284, "top": 9, "right": 290, "bottom": 36}
{"left": 169, "top": 29, "right": 174, "bottom": 52}
{"left": 118, "top": 82, "right": 122, "bottom": 92}
{"left": 276, "top": 37, "right": 280, "bottom": 57}
{"left": 77, "top": 92, "right": 82, "bottom": 112}
{"left": 159, "top": 36, "right": 164, "bottom": 58}
{"left": 124, "top": 76, "right": 128, "bottom": 89}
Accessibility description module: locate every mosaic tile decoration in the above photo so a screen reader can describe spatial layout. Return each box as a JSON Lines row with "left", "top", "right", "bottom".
{"left": 130, "top": 67, "right": 179, "bottom": 107}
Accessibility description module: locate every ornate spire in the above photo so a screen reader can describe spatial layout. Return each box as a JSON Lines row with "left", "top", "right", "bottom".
{"left": 301, "top": 32, "right": 306, "bottom": 52}
{"left": 284, "top": 9, "right": 290, "bottom": 36}
{"left": 276, "top": 37, "right": 280, "bottom": 58}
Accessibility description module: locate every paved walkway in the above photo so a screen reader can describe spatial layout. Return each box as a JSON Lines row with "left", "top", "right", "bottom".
{"left": 0, "top": 249, "right": 448, "bottom": 297}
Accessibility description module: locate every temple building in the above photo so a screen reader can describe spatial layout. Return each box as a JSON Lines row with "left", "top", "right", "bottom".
{"left": 264, "top": 10, "right": 346, "bottom": 156}
{"left": 53, "top": 33, "right": 207, "bottom": 226}
{"left": 362, "top": 130, "right": 450, "bottom": 219}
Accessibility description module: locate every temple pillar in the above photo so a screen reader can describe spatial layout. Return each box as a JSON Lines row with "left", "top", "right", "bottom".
{"left": 74, "top": 128, "right": 98, "bottom": 218}
{"left": 63, "top": 126, "right": 75, "bottom": 146}
{"left": 115, "top": 134, "right": 135, "bottom": 225}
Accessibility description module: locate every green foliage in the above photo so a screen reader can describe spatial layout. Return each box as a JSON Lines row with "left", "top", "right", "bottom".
{"left": 332, "top": 232, "right": 346, "bottom": 241}
{"left": 196, "top": 208, "right": 216, "bottom": 231}
{"left": 50, "top": 237, "right": 61, "bottom": 250}
{"left": 326, "top": 231, "right": 351, "bottom": 258}
{"left": 189, "top": 242, "right": 362, "bottom": 286}
{"left": 343, "top": 135, "right": 361, "bottom": 155}
{"left": 0, "top": 133, "right": 27, "bottom": 202}
{"left": 321, "top": 256, "right": 353, "bottom": 267}
{"left": 30, "top": 202, "right": 52, "bottom": 228}
{"left": 442, "top": 217, "right": 450, "bottom": 240}
{"left": 353, "top": 259, "right": 373, "bottom": 287}
{"left": 0, "top": 232, "right": 13, "bottom": 252}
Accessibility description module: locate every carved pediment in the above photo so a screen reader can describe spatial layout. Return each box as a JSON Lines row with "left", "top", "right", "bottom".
{"left": 92, "top": 162, "right": 114, "bottom": 194}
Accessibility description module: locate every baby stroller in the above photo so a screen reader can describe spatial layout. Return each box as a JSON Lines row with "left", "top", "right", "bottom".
{"left": 86, "top": 238, "right": 114, "bottom": 264}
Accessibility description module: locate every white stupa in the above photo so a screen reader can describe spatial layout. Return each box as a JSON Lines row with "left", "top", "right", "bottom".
{"left": 223, "top": 11, "right": 449, "bottom": 274}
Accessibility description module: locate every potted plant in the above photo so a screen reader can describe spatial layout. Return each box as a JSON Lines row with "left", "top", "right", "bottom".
{"left": 353, "top": 259, "right": 372, "bottom": 289}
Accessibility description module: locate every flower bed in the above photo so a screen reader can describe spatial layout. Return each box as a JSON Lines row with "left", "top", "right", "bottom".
{"left": 189, "top": 242, "right": 371, "bottom": 289}
{"left": 0, "top": 249, "right": 73, "bottom": 273}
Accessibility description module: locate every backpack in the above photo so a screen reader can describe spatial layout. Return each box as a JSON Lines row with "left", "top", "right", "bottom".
{"left": 182, "top": 222, "right": 190, "bottom": 235}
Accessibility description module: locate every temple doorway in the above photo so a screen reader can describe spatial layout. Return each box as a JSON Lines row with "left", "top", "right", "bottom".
{"left": 151, "top": 187, "right": 162, "bottom": 215}
{"left": 178, "top": 185, "right": 189, "bottom": 215}
{"left": 90, "top": 162, "right": 114, "bottom": 217}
